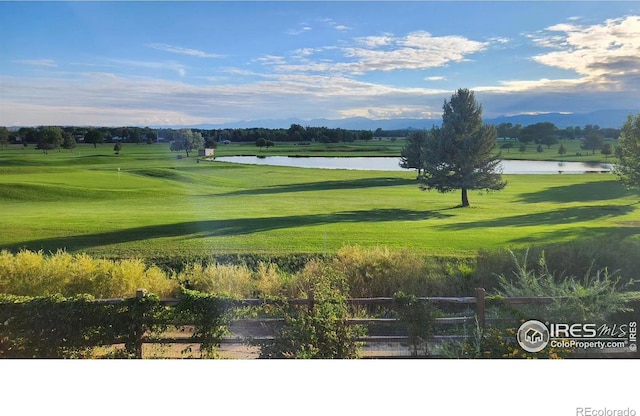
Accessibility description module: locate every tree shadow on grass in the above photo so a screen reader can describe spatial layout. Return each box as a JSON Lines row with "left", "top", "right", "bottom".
{"left": 516, "top": 180, "right": 637, "bottom": 203}
{"left": 216, "top": 177, "right": 417, "bottom": 197}
{"left": 506, "top": 225, "right": 640, "bottom": 246}
{"left": 9, "top": 208, "right": 452, "bottom": 253}
{"left": 439, "top": 204, "right": 637, "bottom": 231}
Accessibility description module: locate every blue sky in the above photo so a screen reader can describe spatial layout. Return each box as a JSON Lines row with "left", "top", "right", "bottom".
{"left": 1, "top": 1, "right": 639, "bottom": 127}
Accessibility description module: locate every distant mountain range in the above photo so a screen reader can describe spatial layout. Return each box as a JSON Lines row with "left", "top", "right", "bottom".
{"left": 7, "top": 109, "right": 637, "bottom": 131}
{"left": 182, "top": 109, "right": 638, "bottom": 131}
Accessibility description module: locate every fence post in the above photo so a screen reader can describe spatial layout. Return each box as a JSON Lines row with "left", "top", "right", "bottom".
{"left": 135, "top": 288, "right": 146, "bottom": 359}
{"left": 475, "top": 288, "right": 486, "bottom": 331}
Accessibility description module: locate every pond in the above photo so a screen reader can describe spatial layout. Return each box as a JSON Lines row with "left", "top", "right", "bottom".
{"left": 215, "top": 156, "right": 613, "bottom": 174}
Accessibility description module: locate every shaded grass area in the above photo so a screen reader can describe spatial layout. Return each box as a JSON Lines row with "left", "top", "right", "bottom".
{"left": 0, "top": 144, "right": 638, "bottom": 260}
{"left": 516, "top": 181, "right": 635, "bottom": 203}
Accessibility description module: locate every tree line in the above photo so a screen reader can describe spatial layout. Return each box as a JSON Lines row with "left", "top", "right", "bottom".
{"left": 0, "top": 121, "right": 621, "bottom": 151}
{"left": 494, "top": 122, "right": 619, "bottom": 155}
{"left": 0, "top": 126, "right": 159, "bottom": 151}
{"left": 184, "top": 124, "right": 375, "bottom": 144}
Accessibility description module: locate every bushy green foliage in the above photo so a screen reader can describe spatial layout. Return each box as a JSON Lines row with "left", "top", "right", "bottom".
{"left": 0, "top": 250, "right": 179, "bottom": 298}
{"left": 615, "top": 112, "right": 640, "bottom": 188}
{"left": 178, "top": 262, "right": 254, "bottom": 297}
{"left": 0, "top": 290, "right": 231, "bottom": 359}
{"left": 329, "top": 245, "right": 475, "bottom": 297}
{"left": 475, "top": 238, "right": 640, "bottom": 293}
{"left": 393, "top": 292, "right": 441, "bottom": 356}
{"left": 174, "top": 289, "right": 230, "bottom": 358}
{"left": 494, "top": 250, "right": 639, "bottom": 322}
{"left": 256, "top": 265, "right": 364, "bottom": 359}
{"left": 0, "top": 292, "right": 169, "bottom": 358}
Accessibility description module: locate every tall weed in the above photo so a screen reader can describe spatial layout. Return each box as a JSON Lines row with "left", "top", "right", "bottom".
{"left": 495, "top": 250, "right": 640, "bottom": 322}
{"left": 330, "top": 245, "right": 475, "bottom": 297}
{"left": 0, "top": 250, "right": 178, "bottom": 298}
{"left": 178, "top": 263, "right": 253, "bottom": 297}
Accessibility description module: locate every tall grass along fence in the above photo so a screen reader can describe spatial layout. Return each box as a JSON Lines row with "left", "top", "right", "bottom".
{"left": 2, "top": 288, "right": 637, "bottom": 359}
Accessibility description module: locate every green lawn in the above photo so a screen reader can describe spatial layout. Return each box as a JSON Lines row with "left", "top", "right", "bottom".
{"left": 1, "top": 143, "right": 638, "bottom": 259}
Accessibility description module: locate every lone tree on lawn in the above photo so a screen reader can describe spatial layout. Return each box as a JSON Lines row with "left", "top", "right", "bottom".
{"left": 420, "top": 88, "right": 506, "bottom": 207}
{"left": 84, "top": 129, "right": 103, "bottom": 148}
{"left": 614, "top": 112, "right": 640, "bottom": 189}
{"left": 170, "top": 129, "right": 204, "bottom": 157}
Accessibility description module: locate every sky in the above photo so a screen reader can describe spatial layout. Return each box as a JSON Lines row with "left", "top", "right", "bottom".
{"left": 1, "top": 1, "right": 639, "bottom": 127}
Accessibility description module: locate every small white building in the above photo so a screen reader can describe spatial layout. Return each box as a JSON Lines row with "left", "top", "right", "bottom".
{"left": 198, "top": 148, "right": 215, "bottom": 157}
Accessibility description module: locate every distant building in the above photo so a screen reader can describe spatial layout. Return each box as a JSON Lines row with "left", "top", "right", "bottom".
{"left": 198, "top": 148, "right": 215, "bottom": 157}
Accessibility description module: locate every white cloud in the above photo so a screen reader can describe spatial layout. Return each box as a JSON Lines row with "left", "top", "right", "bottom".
{"left": 426, "top": 76, "right": 446, "bottom": 81}
{"left": 531, "top": 15, "right": 640, "bottom": 85}
{"left": 0, "top": 70, "right": 450, "bottom": 126}
{"left": 344, "top": 32, "right": 488, "bottom": 73}
{"left": 355, "top": 34, "right": 395, "bottom": 48}
{"left": 319, "top": 17, "right": 351, "bottom": 32}
{"left": 259, "top": 30, "right": 491, "bottom": 76}
{"left": 109, "top": 58, "right": 187, "bottom": 77}
{"left": 286, "top": 26, "right": 312, "bottom": 35}
{"left": 475, "top": 77, "right": 586, "bottom": 93}
{"left": 146, "top": 43, "right": 224, "bottom": 58}
{"left": 12, "top": 59, "right": 57, "bottom": 67}
{"left": 487, "top": 37, "right": 510, "bottom": 44}
{"left": 339, "top": 105, "right": 442, "bottom": 120}
{"left": 0, "top": 102, "right": 210, "bottom": 127}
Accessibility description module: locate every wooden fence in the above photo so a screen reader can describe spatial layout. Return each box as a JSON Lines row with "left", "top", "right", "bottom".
{"left": 10, "top": 288, "right": 633, "bottom": 358}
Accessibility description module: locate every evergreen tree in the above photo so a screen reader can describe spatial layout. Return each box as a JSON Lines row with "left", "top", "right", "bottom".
{"left": 614, "top": 113, "right": 640, "bottom": 188}
{"left": 420, "top": 89, "right": 506, "bottom": 207}
{"left": 558, "top": 142, "right": 567, "bottom": 158}
{"left": 399, "top": 130, "right": 427, "bottom": 178}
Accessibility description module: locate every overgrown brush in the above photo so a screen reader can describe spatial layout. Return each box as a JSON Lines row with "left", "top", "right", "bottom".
{"left": 475, "top": 237, "right": 640, "bottom": 292}
{"left": 0, "top": 250, "right": 179, "bottom": 298}
{"left": 177, "top": 261, "right": 291, "bottom": 298}
{"left": 178, "top": 262, "right": 253, "bottom": 297}
{"left": 493, "top": 250, "right": 640, "bottom": 322}
{"left": 329, "top": 245, "right": 475, "bottom": 297}
{"left": 255, "top": 262, "right": 364, "bottom": 359}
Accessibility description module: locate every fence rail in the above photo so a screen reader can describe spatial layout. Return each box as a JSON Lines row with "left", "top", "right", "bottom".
{"left": 123, "top": 288, "right": 566, "bottom": 358}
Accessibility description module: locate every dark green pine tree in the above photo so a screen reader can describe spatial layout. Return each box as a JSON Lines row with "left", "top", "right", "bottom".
{"left": 420, "top": 88, "right": 506, "bottom": 207}
{"left": 399, "top": 130, "right": 428, "bottom": 178}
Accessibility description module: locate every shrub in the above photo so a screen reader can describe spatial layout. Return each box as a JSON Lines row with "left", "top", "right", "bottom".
{"left": 494, "top": 250, "right": 640, "bottom": 322}
{"left": 255, "top": 264, "right": 364, "bottom": 359}
{"left": 173, "top": 289, "right": 230, "bottom": 358}
{"left": 393, "top": 292, "right": 441, "bottom": 356}
{"left": 475, "top": 238, "right": 640, "bottom": 293}
{"left": 254, "top": 261, "right": 289, "bottom": 297}
{"left": 0, "top": 250, "right": 179, "bottom": 298}
{"left": 330, "top": 245, "right": 475, "bottom": 297}
{"left": 0, "top": 292, "right": 169, "bottom": 358}
{"left": 178, "top": 262, "right": 253, "bottom": 297}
